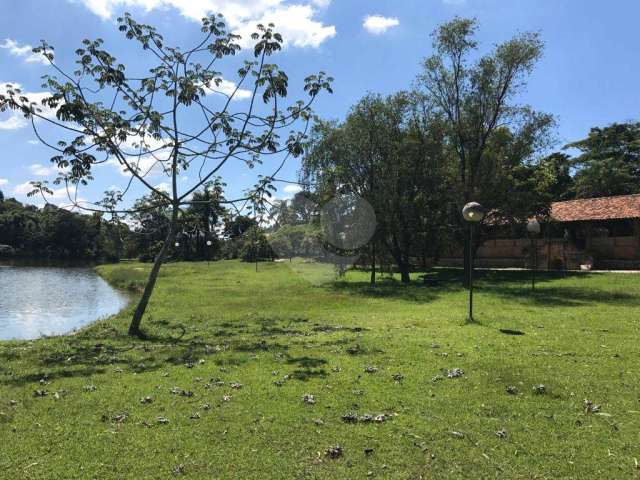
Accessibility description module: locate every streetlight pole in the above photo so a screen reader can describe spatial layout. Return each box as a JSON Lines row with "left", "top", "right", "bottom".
{"left": 469, "top": 224, "right": 474, "bottom": 320}
{"left": 527, "top": 219, "right": 541, "bottom": 291}
{"left": 462, "top": 202, "right": 485, "bottom": 322}
{"left": 206, "top": 239, "right": 212, "bottom": 267}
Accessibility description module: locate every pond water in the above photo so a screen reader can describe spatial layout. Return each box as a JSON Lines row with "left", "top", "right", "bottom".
{"left": 0, "top": 265, "right": 129, "bottom": 340}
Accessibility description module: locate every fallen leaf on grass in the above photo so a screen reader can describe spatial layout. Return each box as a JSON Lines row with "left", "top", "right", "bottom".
{"left": 112, "top": 412, "right": 128, "bottom": 423}
{"left": 342, "top": 413, "right": 358, "bottom": 423}
{"left": 533, "top": 384, "right": 546, "bottom": 395}
{"left": 325, "top": 445, "right": 343, "bottom": 459}
{"left": 342, "top": 412, "right": 393, "bottom": 424}
{"left": 584, "top": 399, "right": 601, "bottom": 414}
{"left": 170, "top": 387, "right": 194, "bottom": 397}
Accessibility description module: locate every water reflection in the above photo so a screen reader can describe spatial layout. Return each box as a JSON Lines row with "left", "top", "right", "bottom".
{"left": 0, "top": 265, "right": 128, "bottom": 340}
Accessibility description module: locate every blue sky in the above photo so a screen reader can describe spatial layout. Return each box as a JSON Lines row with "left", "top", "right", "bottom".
{"left": 1, "top": 0, "right": 639, "bottom": 210}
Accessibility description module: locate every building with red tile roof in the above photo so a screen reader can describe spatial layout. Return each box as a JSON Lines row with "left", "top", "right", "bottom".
{"left": 551, "top": 194, "right": 640, "bottom": 222}
{"left": 440, "top": 194, "right": 640, "bottom": 270}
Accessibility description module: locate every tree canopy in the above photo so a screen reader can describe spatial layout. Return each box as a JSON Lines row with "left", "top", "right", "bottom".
{"left": 566, "top": 122, "right": 640, "bottom": 198}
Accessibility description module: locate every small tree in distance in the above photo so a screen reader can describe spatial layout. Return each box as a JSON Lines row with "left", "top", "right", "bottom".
{"left": 0, "top": 13, "right": 332, "bottom": 338}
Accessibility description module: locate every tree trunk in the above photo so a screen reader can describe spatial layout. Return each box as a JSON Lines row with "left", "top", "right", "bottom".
{"left": 399, "top": 264, "right": 410, "bottom": 284}
{"left": 389, "top": 235, "right": 411, "bottom": 285}
{"left": 128, "top": 208, "right": 178, "bottom": 338}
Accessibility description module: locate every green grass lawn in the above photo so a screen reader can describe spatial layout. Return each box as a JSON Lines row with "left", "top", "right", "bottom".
{"left": 1, "top": 260, "right": 640, "bottom": 479}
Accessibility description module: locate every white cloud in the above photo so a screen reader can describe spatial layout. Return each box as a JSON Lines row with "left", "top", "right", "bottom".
{"left": 154, "top": 182, "right": 171, "bottom": 192}
{"left": 12, "top": 182, "right": 33, "bottom": 196}
{"left": 13, "top": 181, "right": 77, "bottom": 200}
{"left": 0, "top": 39, "right": 48, "bottom": 65}
{"left": 105, "top": 154, "right": 169, "bottom": 177}
{"left": 29, "top": 163, "right": 56, "bottom": 176}
{"left": 27, "top": 139, "right": 39, "bottom": 145}
{"left": 0, "top": 178, "right": 8, "bottom": 186}
{"left": 0, "top": 82, "right": 58, "bottom": 130}
{"left": 75, "top": 0, "right": 335, "bottom": 49}
{"left": 0, "top": 114, "right": 27, "bottom": 130}
{"left": 99, "top": 128, "right": 174, "bottom": 177}
{"left": 201, "top": 78, "right": 252, "bottom": 100}
{"left": 283, "top": 184, "right": 302, "bottom": 194}
{"left": 234, "top": 4, "right": 336, "bottom": 48}
{"left": 363, "top": 15, "right": 399, "bottom": 35}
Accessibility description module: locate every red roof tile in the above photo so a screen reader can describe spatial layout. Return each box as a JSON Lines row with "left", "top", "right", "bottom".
{"left": 551, "top": 194, "right": 640, "bottom": 222}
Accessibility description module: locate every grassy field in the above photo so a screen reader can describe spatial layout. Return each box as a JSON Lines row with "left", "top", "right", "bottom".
{"left": 1, "top": 260, "right": 640, "bottom": 479}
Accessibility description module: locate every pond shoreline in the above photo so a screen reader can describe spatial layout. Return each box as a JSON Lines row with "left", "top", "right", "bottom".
{"left": 0, "top": 264, "right": 131, "bottom": 342}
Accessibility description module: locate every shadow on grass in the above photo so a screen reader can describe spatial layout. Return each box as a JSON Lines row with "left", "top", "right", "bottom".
{"left": 284, "top": 354, "right": 328, "bottom": 381}
{"left": 330, "top": 277, "right": 444, "bottom": 303}
{"left": 330, "top": 268, "right": 637, "bottom": 308}
{"left": 0, "top": 315, "right": 338, "bottom": 387}
{"left": 487, "top": 285, "right": 640, "bottom": 307}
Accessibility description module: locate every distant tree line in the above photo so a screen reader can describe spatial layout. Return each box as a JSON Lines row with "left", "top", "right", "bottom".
{"left": 0, "top": 191, "right": 126, "bottom": 261}
{"left": 0, "top": 180, "right": 232, "bottom": 262}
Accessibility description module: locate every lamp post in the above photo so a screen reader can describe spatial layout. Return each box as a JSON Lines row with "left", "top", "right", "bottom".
{"left": 527, "top": 219, "right": 541, "bottom": 290}
{"left": 206, "top": 239, "right": 212, "bottom": 267}
{"left": 462, "top": 202, "right": 485, "bottom": 322}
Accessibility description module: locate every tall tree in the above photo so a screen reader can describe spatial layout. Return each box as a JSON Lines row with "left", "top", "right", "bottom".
{"left": 417, "top": 17, "right": 551, "bottom": 283}
{"left": 0, "top": 14, "right": 332, "bottom": 337}
{"left": 303, "top": 92, "right": 449, "bottom": 284}
{"left": 566, "top": 122, "right": 640, "bottom": 198}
